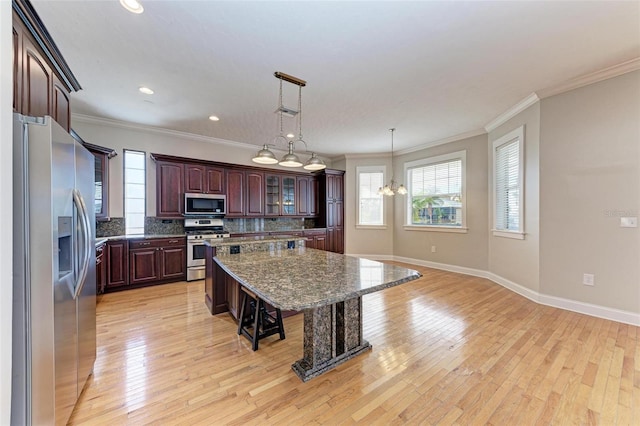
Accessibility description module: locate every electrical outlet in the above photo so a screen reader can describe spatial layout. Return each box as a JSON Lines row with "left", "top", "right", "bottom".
{"left": 431, "top": 246, "right": 437, "bottom": 253}
{"left": 583, "top": 273, "right": 595, "bottom": 286}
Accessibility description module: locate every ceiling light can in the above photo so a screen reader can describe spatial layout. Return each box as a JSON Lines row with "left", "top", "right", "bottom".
{"left": 139, "top": 86, "right": 154, "bottom": 95}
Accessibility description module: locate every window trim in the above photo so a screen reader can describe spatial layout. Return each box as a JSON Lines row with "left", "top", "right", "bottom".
{"left": 356, "top": 165, "right": 386, "bottom": 228}
{"left": 403, "top": 150, "right": 467, "bottom": 233}
{"left": 492, "top": 126, "right": 525, "bottom": 239}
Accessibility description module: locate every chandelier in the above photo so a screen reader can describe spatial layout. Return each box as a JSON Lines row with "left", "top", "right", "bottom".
{"left": 252, "top": 72, "right": 326, "bottom": 171}
{"left": 378, "top": 128, "right": 407, "bottom": 196}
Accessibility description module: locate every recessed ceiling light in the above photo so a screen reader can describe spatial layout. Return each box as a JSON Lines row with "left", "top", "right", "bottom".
{"left": 139, "top": 86, "right": 154, "bottom": 95}
{"left": 120, "top": 0, "right": 144, "bottom": 14}
{"left": 286, "top": 133, "right": 295, "bottom": 138}
{"left": 208, "top": 115, "right": 220, "bottom": 121}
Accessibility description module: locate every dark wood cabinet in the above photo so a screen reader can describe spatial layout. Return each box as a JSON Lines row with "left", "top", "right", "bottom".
{"left": 52, "top": 77, "right": 70, "bottom": 131}
{"left": 246, "top": 171, "right": 265, "bottom": 216}
{"left": 296, "top": 176, "right": 318, "bottom": 217}
{"left": 185, "top": 164, "right": 224, "bottom": 194}
{"left": 225, "top": 169, "right": 245, "bottom": 216}
{"left": 226, "top": 275, "right": 241, "bottom": 320}
{"left": 265, "top": 174, "right": 281, "bottom": 216}
{"left": 23, "top": 36, "right": 51, "bottom": 119}
{"left": 152, "top": 153, "right": 323, "bottom": 219}
{"left": 12, "top": 1, "right": 80, "bottom": 132}
{"left": 205, "top": 245, "right": 228, "bottom": 315}
{"left": 72, "top": 134, "right": 117, "bottom": 220}
{"left": 96, "top": 242, "right": 106, "bottom": 296}
{"left": 156, "top": 161, "right": 184, "bottom": 218}
{"left": 303, "top": 229, "right": 327, "bottom": 250}
{"left": 129, "top": 238, "right": 186, "bottom": 286}
{"left": 317, "top": 170, "right": 345, "bottom": 254}
{"left": 106, "top": 240, "right": 128, "bottom": 289}
{"left": 129, "top": 244, "right": 159, "bottom": 285}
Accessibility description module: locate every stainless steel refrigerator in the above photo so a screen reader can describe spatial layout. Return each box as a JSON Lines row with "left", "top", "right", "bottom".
{"left": 12, "top": 114, "right": 96, "bottom": 425}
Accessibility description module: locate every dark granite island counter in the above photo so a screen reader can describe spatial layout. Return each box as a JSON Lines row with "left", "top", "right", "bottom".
{"left": 214, "top": 247, "right": 421, "bottom": 382}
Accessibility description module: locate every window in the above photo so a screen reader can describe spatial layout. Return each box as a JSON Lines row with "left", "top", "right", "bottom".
{"left": 124, "top": 150, "right": 146, "bottom": 235}
{"left": 492, "top": 126, "right": 524, "bottom": 239}
{"left": 357, "top": 166, "right": 384, "bottom": 227}
{"left": 404, "top": 151, "right": 466, "bottom": 232}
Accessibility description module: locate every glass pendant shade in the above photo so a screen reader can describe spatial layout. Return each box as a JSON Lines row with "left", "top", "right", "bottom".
{"left": 252, "top": 144, "right": 278, "bottom": 164}
{"left": 303, "top": 152, "right": 326, "bottom": 171}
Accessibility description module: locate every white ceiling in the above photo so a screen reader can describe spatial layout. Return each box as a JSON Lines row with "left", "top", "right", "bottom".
{"left": 32, "top": 1, "right": 639, "bottom": 156}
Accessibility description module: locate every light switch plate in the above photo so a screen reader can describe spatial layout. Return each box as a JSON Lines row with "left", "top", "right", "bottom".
{"left": 620, "top": 217, "right": 638, "bottom": 228}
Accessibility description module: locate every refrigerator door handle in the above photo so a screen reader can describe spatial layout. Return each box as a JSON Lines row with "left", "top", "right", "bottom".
{"left": 72, "top": 189, "right": 92, "bottom": 300}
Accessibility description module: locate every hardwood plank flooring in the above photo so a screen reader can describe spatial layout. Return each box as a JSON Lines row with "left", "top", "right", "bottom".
{"left": 69, "top": 263, "right": 639, "bottom": 425}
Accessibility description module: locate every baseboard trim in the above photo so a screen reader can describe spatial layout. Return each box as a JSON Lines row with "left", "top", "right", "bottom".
{"left": 348, "top": 253, "right": 640, "bottom": 326}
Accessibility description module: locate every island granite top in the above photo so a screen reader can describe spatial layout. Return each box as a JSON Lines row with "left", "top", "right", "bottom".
{"left": 214, "top": 247, "right": 422, "bottom": 311}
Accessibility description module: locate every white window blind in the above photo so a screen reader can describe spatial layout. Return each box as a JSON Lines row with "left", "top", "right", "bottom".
{"left": 406, "top": 152, "right": 464, "bottom": 227}
{"left": 124, "top": 150, "right": 146, "bottom": 235}
{"left": 493, "top": 126, "right": 524, "bottom": 238}
{"left": 358, "top": 169, "right": 384, "bottom": 226}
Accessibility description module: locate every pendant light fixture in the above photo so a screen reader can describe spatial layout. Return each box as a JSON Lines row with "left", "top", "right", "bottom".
{"left": 378, "top": 128, "right": 407, "bottom": 196}
{"left": 252, "top": 76, "right": 287, "bottom": 165}
{"left": 252, "top": 72, "right": 325, "bottom": 170}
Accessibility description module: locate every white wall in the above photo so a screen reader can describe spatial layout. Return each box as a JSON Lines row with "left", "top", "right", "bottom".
{"left": 539, "top": 71, "right": 640, "bottom": 313}
{"left": 71, "top": 116, "right": 331, "bottom": 218}
{"left": 1, "top": 0, "right": 14, "bottom": 421}
{"left": 488, "top": 103, "right": 541, "bottom": 293}
{"left": 393, "top": 134, "right": 490, "bottom": 270}
{"left": 342, "top": 155, "right": 394, "bottom": 257}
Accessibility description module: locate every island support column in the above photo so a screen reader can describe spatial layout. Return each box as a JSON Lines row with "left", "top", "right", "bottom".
{"left": 292, "top": 296, "right": 372, "bottom": 382}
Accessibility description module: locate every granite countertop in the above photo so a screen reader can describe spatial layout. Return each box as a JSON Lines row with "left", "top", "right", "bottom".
{"left": 95, "top": 234, "right": 186, "bottom": 247}
{"left": 215, "top": 248, "right": 422, "bottom": 311}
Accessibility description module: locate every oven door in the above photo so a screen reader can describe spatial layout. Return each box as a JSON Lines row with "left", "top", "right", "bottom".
{"left": 187, "top": 239, "right": 208, "bottom": 267}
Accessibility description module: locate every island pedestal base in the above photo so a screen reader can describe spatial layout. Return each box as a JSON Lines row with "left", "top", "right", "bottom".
{"left": 292, "top": 296, "right": 372, "bottom": 382}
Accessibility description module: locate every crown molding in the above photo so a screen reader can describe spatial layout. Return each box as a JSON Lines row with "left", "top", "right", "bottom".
{"left": 395, "top": 128, "right": 487, "bottom": 156}
{"left": 341, "top": 152, "right": 390, "bottom": 160}
{"left": 72, "top": 113, "right": 271, "bottom": 152}
{"left": 484, "top": 59, "right": 640, "bottom": 134}
{"left": 537, "top": 57, "right": 640, "bottom": 99}
{"left": 484, "top": 93, "right": 540, "bottom": 133}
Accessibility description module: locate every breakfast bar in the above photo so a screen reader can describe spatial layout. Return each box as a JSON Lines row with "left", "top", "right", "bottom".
{"left": 212, "top": 245, "right": 421, "bottom": 381}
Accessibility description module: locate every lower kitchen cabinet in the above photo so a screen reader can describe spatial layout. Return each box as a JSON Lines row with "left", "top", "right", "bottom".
{"left": 129, "top": 237, "right": 186, "bottom": 286}
{"left": 106, "top": 240, "right": 128, "bottom": 290}
{"left": 303, "top": 229, "right": 326, "bottom": 250}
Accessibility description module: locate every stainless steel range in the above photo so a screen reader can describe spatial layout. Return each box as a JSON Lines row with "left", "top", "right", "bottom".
{"left": 185, "top": 218, "right": 230, "bottom": 281}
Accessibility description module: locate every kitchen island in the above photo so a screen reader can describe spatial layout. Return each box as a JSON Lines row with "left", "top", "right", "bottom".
{"left": 211, "top": 244, "right": 421, "bottom": 381}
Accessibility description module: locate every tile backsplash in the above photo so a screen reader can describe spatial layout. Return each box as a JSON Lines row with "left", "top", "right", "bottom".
{"left": 95, "top": 218, "right": 125, "bottom": 237}
{"left": 96, "top": 217, "right": 317, "bottom": 237}
{"left": 145, "top": 217, "right": 185, "bottom": 235}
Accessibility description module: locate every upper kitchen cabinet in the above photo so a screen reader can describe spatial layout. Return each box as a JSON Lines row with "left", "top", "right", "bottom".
{"left": 71, "top": 131, "right": 117, "bottom": 220}
{"left": 296, "top": 175, "right": 318, "bottom": 217}
{"left": 245, "top": 171, "right": 265, "bottom": 216}
{"left": 185, "top": 163, "right": 225, "bottom": 194}
{"left": 155, "top": 161, "right": 185, "bottom": 218}
{"left": 12, "top": 0, "right": 81, "bottom": 132}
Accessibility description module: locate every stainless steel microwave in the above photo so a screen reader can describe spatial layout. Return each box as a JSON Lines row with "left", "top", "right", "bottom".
{"left": 184, "top": 193, "right": 226, "bottom": 216}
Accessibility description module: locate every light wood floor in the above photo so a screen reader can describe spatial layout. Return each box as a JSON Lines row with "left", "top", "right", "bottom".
{"left": 69, "top": 263, "right": 638, "bottom": 425}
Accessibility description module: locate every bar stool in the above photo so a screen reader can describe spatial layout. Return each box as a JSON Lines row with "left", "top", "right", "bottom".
{"left": 237, "top": 286, "right": 285, "bottom": 351}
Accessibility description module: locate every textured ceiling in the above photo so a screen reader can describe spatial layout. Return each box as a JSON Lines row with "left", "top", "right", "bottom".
{"left": 31, "top": 1, "right": 640, "bottom": 156}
